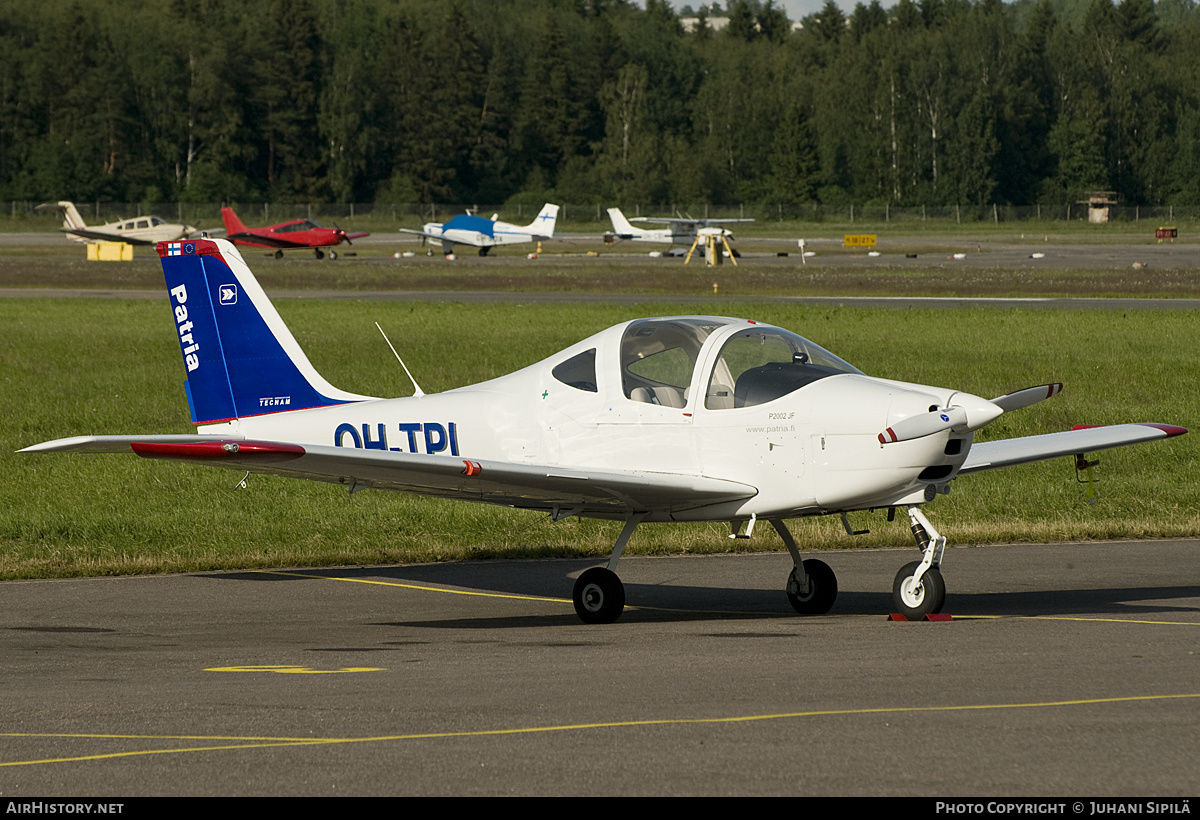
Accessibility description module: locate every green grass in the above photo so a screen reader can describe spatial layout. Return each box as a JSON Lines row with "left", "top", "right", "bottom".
{"left": 2, "top": 297, "right": 1198, "bottom": 580}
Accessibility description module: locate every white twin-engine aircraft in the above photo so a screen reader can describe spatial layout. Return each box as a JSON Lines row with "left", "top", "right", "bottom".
{"left": 22, "top": 238, "right": 1186, "bottom": 623}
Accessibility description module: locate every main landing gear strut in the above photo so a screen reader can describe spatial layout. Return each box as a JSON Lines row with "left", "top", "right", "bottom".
{"left": 570, "top": 514, "right": 841, "bottom": 624}
{"left": 572, "top": 513, "right": 645, "bottom": 624}
{"left": 569, "top": 505, "right": 950, "bottom": 624}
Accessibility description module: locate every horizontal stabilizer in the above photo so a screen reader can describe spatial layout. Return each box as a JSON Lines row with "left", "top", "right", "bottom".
{"left": 18, "top": 434, "right": 238, "bottom": 454}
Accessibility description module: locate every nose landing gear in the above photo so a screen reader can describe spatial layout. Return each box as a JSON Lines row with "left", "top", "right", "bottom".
{"left": 891, "top": 507, "right": 948, "bottom": 619}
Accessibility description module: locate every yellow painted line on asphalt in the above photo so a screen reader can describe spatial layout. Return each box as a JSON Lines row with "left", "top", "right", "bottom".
{"left": 262, "top": 570, "right": 1200, "bottom": 625}
{"left": 260, "top": 569, "right": 568, "bottom": 604}
{"left": 2, "top": 692, "right": 1198, "bottom": 768}
{"left": 206, "top": 665, "right": 383, "bottom": 674}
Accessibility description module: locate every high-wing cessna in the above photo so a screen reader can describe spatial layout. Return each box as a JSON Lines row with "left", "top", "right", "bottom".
{"left": 221, "top": 207, "right": 369, "bottom": 259}
{"left": 21, "top": 238, "right": 1186, "bottom": 624}
{"left": 399, "top": 204, "right": 559, "bottom": 256}
{"left": 36, "top": 200, "right": 196, "bottom": 245}
{"left": 605, "top": 207, "right": 753, "bottom": 248}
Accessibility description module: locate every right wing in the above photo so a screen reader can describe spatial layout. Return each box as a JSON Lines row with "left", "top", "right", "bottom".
{"left": 21, "top": 435, "right": 758, "bottom": 515}
{"left": 959, "top": 423, "right": 1186, "bottom": 475}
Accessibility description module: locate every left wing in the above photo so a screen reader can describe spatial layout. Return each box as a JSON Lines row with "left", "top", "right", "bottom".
{"left": 959, "top": 423, "right": 1186, "bottom": 475}
{"left": 61, "top": 227, "right": 156, "bottom": 245}
{"left": 21, "top": 436, "right": 758, "bottom": 515}
{"left": 397, "top": 228, "right": 438, "bottom": 240}
{"left": 631, "top": 217, "right": 754, "bottom": 225}
{"left": 224, "top": 232, "right": 313, "bottom": 249}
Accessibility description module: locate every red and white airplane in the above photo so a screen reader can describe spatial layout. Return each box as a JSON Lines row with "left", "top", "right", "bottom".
{"left": 21, "top": 238, "right": 1186, "bottom": 623}
{"left": 221, "top": 207, "right": 368, "bottom": 259}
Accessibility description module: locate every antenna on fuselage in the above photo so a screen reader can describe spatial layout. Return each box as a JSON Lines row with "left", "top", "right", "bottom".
{"left": 375, "top": 322, "right": 425, "bottom": 397}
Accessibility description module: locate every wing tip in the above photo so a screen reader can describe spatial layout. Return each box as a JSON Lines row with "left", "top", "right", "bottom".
{"left": 1072, "top": 422, "right": 1187, "bottom": 438}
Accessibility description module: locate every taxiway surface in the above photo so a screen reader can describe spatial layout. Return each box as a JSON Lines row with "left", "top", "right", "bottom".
{"left": 2, "top": 540, "right": 1197, "bottom": 796}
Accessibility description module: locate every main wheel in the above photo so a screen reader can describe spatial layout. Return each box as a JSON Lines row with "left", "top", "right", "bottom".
{"left": 892, "top": 560, "right": 946, "bottom": 620}
{"left": 786, "top": 559, "right": 837, "bottom": 615}
{"left": 314, "top": 248, "right": 324, "bottom": 259}
{"left": 274, "top": 249, "right": 284, "bottom": 259}
{"left": 573, "top": 567, "right": 625, "bottom": 624}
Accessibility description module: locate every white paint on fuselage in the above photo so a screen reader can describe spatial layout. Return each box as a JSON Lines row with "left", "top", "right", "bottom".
{"left": 216, "top": 318, "right": 973, "bottom": 522}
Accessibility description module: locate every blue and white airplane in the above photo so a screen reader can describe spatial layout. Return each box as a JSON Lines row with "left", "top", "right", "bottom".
{"left": 21, "top": 237, "right": 1187, "bottom": 623}
{"left": 400, "top": 204, "right": 559, "bottom": 256}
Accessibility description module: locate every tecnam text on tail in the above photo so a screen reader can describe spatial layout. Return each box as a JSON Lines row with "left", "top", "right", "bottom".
{"left": 22, "top": 238, "right": 1186, "bottom": 623}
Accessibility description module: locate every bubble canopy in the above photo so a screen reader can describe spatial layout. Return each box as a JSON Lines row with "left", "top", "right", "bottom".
{"left": 614, "top": 318, "right": 863, "bottom": 410}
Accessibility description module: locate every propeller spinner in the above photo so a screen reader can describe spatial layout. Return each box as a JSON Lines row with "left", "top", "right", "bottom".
{"left": 878, "top": 392, "right": 1004, "bottom": 445}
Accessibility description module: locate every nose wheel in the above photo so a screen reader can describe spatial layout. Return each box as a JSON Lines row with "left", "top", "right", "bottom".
{"left": 891, "top": 507, "right": 949, "bottom": 619}
{"left": 892, "top": 560, "right": 945, "bottom": 619}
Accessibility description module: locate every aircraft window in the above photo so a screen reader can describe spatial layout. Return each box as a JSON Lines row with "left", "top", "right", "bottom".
{"left": 276, "top": 220, "right": 319, "bottom": 233}
{"left": 150, "top": 217, "right": 163, "bottom": 226}
{"left": 137, "top": 220, "right": 149, "bottom": 229}
{"left": 706, "top": 328, "right": 862, "bottom": 410}
{"left": 552, "top": 349, "right": 597, "bottom": 392}
{"left": 621, "top": 318, "right": 722, "bottom": 405}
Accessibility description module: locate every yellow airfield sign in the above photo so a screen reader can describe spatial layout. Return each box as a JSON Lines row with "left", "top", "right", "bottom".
{"left": 843, "top": 234, "right": 877, "bottom": 247}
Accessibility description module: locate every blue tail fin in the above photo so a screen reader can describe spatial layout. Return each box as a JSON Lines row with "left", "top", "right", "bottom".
{"left": 156, "top": 238, "right": 372, "bottom": 425}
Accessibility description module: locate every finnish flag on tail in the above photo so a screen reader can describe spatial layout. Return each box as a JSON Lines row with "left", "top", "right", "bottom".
{"left": 166, "top": 242, "right": 196, "bottom": 256}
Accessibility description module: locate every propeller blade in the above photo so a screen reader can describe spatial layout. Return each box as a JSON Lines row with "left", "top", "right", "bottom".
{"left": 990, "top": 383, "right": 1063, "bottom": 412}
{"left": 879, "top": 407, "right": 968, "bottom": 444}
{"left": 878, "top": 393, "right": 1003, "bottom": 445}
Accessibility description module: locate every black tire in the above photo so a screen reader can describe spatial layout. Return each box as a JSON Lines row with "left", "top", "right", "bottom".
{"left": 274, "top": 249, "right": 284, "bottom": 259}
{"left": 892, "top": 560, "right": 946, "bottom": 620}
{"left": 786, "top": 559, "right": 837, "bottom": 615}
{"left": 573, "top": 567, "right": 625, "bottom": 624}
{"left": 314, "top": 248, "right": 324, "bottom": 259}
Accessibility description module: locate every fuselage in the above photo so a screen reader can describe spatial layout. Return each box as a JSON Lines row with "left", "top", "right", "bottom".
{"left": 423, "top": 214, "right": 547, "bottom": 249}
{"left": 69, "top": 216, "right": 195, "bottom": 244}
{"left": 204, "top": 318, "right": 975, "bottom": 523}
{"left": 233, "top": 220, "right": 349, "bottom": 250}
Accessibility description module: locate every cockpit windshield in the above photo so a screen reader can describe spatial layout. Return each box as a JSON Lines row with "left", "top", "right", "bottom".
{"left": 621, "top": 318, "right": 725, "bottom": 408}
{"left": 705, "top": 327, "right": 862, "bottom": 409}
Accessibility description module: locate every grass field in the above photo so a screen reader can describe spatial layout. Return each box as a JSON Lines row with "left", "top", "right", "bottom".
{"left": 4, "top": 243, "right": 1200, "bottom": 299}
{"left": 2, "top": 296, "right": 1197, "bottom": 580}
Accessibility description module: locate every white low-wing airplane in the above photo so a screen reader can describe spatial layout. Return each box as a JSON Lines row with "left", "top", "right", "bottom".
{"left": 21, "top": 238, "right": 1186, "bottom": 623}
{"left": 36, "top": 201, "right": 197, "bottom": 245}
{"left": 399, "top": 204, "right": 559, "bottom": 256}
{"left": 606, "top": 207, "right": 753, "bottom": 247}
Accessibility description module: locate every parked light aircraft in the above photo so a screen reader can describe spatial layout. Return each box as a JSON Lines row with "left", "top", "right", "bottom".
{"left": 221, "top": 207, "right": 369, "bottom": 259}
{"left": 606, "top": 207, "right": 753, "bottom": 248}
{"left": 36, "top": 201, "right": 196, "bottom": 245}
{"left": 399, "top": 204, "right": 559, "bottom": 256}
{"left": 21, "top": 238, "right": 1186, "bottom": 623}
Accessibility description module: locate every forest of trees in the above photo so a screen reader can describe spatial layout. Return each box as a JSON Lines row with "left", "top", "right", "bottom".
{"left": 2, "top": 0, "right": 1200, "bottom": 210}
